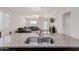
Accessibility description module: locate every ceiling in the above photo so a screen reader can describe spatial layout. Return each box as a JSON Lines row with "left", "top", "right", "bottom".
{"left": 7, "top": 7, "right": 62, "bottom": 17}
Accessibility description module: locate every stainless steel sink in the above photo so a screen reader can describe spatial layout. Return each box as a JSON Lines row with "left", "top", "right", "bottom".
{"left": 25, "top": 37, "right": 54, "bottom": 44}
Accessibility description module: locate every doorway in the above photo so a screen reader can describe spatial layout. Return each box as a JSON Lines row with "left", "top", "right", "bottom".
{"left": 62, "top": 12, "right": 71, "bottom": 36}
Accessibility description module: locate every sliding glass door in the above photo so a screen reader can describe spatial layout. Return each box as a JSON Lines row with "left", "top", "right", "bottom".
{"left": 0, "top": 12, "right": 11, "bottom": 47}
{"left": 0, "top": 12, "right": 3, "bottom": 46}
{"left": 2, "top": 14, "right": 11, "bottom": 46}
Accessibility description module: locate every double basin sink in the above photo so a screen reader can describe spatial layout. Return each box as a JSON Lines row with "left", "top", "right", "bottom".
{"left": 25, "top": 37, "right": 54, "bottom": 44}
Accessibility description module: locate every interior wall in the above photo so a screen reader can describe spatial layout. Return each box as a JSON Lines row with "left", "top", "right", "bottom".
{"left": 70, "top": 8, "right": 79, "bottom": 39}
{"left": 54, "top": 11, "right": 62, "bottom": 34}
{"left": 56, "top": 7, "right": 79, "bottom": 39}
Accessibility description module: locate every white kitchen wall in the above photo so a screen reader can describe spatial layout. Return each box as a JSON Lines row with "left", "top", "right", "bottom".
{"left": 70, "top": 8, "right": 79, "bottom": 39}
{"left": 56, "top": 7, "right": 79, "bottom": 39}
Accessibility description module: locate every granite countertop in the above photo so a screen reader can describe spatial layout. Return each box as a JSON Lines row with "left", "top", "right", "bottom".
{"left": 0, "top": 33, "right": 79, "bottom": 48}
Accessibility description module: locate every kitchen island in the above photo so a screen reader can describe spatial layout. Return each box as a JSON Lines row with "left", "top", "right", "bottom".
{"left": 0, "top": 33, "right": 79, "bottom": 51}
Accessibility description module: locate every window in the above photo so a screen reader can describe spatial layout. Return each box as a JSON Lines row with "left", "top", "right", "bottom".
{"left": 44, "top": 21, "right": 48, "bottom": 29}
{"left": 3, "top": 14, "right": 10, "bottom": 30}
{"left": 30, "top": 20, "right": 37, "bottom": 26}
{"left": 0, "top": 12, "right": 3, "bottom": 31}
{"left": 0, "top": 12, "right": 11, "bottom": 45}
